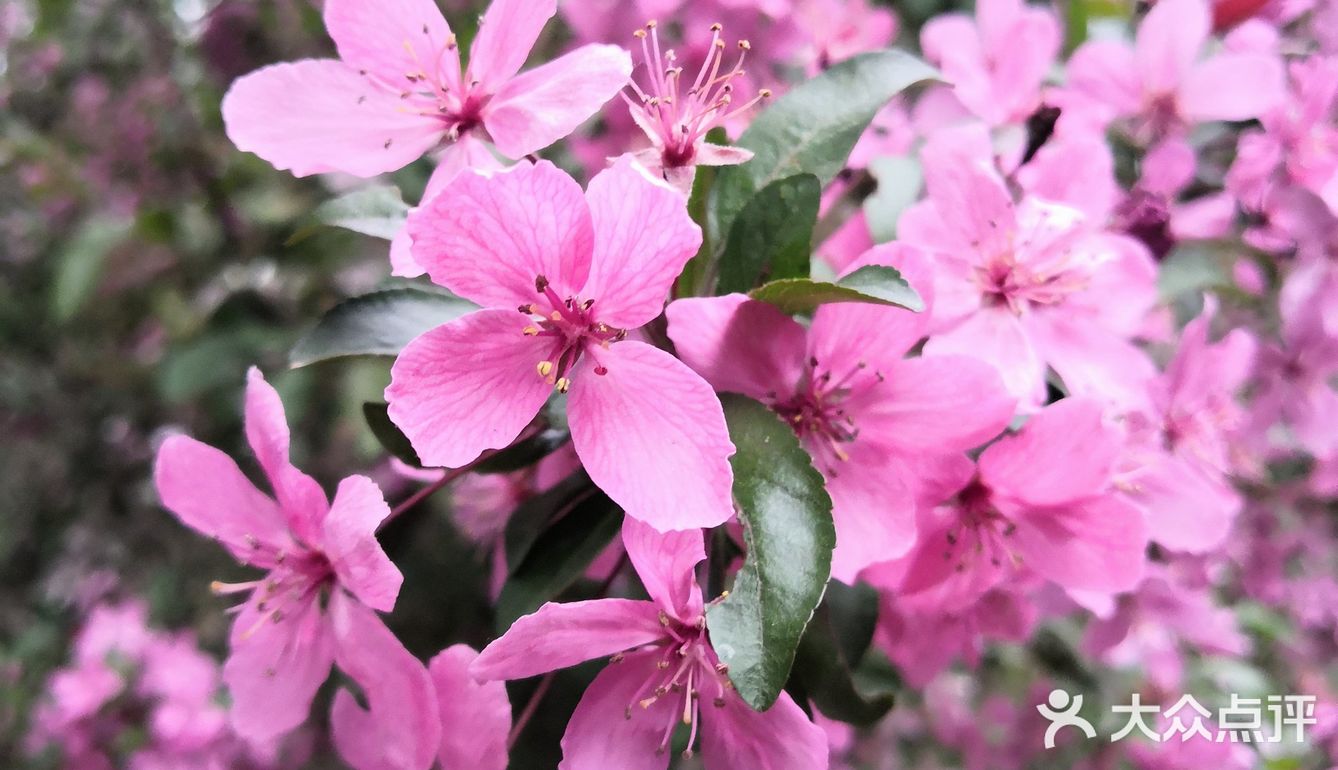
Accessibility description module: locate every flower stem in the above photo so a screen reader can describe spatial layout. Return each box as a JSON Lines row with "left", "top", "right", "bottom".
{"left": 507, "top": 672, "right": 555, "bottom": 749}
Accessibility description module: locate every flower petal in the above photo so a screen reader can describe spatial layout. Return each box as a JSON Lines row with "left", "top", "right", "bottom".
{"left": 1026, "top": 313, "right": 1157, "bottom": 413}
{"left": 222, "top": 60, "right": 443, "bottom": 178}
{"left": 329, "top": 593, "right": 440, "bottom": 770}
{"left": 1179, "top": 53, "right": 1284, "bottom": 122}
{"left": 407, "top": 161, "right": 594, "bottom": 308}
{"left": 322, "top": 475, "right": 402, "bottom": 612}
{"left": 568, "top": 341, "right": 735, "bottom": 531}
{"left": 386, "top": 310, "right": 554, "bottom": 469}
{"left": 857, "top": 356, "right": 1014, "bottom": 452}
{"left": 557, "top": 653, "right": 675, "bottom": 770}
{"left": 244, "top": 367, "right": 329, "bottom": 545}
{"left": 1135, "top": 0, "right": 1209, "bottom": 95}
{"left": 323, "top": 0, "right": 454, "bottom": 85}
{"left": 429, "top": 645, "right": 511, "bottom": 770}
{"left": 1066, "top": 41, "right": 1142, "bottom": 117}
{"left": 694, "top": 144, "right": 755, "bottom": 166}
{"left": 1011, "top": 494, "right": 1148, "bottom": 594}
{"left": 825, "top": 441, "right": 919, "bottom": 582}
{"left": 471, "top": 599, "right": 666, "bottom": 681}
{"left": 700, "top": 689, "right": 829, "bottom": 770}
{"left": 621, "top": 517, "right": 706, "bottom": 621}
{"left": 224, "top": 596, "right": 334, "bottom": 742}
{"left": 484, "top": 44, "right": 633, "bottom": 159}
{"left": 153, "top": 435, "right": 292, "bottom": 561}
{"left": 468, "top": 0, "right": 555, "bottom": 90}
{"left": 580, "top": 156, "right": 704, "bottom": 329}
{"left": 665, "top": 295, "right": 807, "bottom": 401}
{"left": 1124, "top": 455, "right": 1238, "bottom": 554}
{"left": 979, "top": 398, "right": 1122, "bottom": 507}
{"left": 923, "top": 307, "right": 1047, "bottom": 410}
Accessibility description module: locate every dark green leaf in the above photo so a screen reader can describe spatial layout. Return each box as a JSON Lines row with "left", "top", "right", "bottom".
{"left": 472, "top": 428, "right": 571, "bottom": 475}
{"left": 789, "top": 595, "right": 894, "bottom": 726}
{"left": 748, "top": 264, "right": 923, "bottom": 315}
{"left": 288, "top": 184, "right": 409, "bottom": 244}
{"left": 495, "top": 491, "right": 621, "bottom": 631}
{"left": 709, "top": 50, "right": 938, "bottom": 242}
{"left": 502, "top": 471, "right": 596, "bottom": 570}
{"left": 706, "top": 395, "right": 835, "bottom": 710}
{"left": 50, "top": 216, "right": 133, "bottom": 322}
{"left": 675, "top": 127, "right": 728, "bottom": 298}
{"left": 362, "top": 402, "right": 421, "bottom": 467}
{"left": 289, "top": 286, "right": 476, "bottom": 367}
{"left": 716, "top": 174, "right": 822, "bottom": 294}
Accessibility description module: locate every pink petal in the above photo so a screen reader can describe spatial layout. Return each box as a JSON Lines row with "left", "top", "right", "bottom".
{"left": 321, "top": 475, "right": 402, "bottom": 612}
{"left": 694, "top": 144, "right": 755, "bottom": 166}
{"left": 389, "top": 137, "right": 504, "bottom": 279}
{"left": 557, "top": 653, "right": 676, "bottom": 770}
{"left": 825, "top": 441, "right": 919, "bottom": 582}
{"left": 468, "top": 0, "right": 555, "bottom": 91}
{"left": 1025, "top": 313, "right": 1157, "bottom": 413}
{"left": 700, "top": 689, "right": 829, "bottom": 770}
{"left": 386, "top": 310, "right": 554, "bottom": 469}
{"left": 857, "top": 356, "right": 1014, "bottom": 451}
{"left": 1125, "top": 455, "right": 1237, "bottom": 554}
{"left": 323, "top": 0, "right": 454, "bottom": 85}
{"left": 568, "top": 341, "right": 735, "bottom": 531}
{"left": 221, "top": 60, "right": 443, "bottom": 178}
{"left": 579, "top": 157, "right": 704, "bottom": 329}
{"left": 923, "top": 307, "right": 1047, "bottom": 410}
{"left": 471, "top": 599, "right": 667, "bottom": 681}
{"left": 918, "top": 132, "right": 1017, "bottom": 257}
{"left": 1135, "top": 0, "right": 1209, "bottom": 95}
{"left": 1066, "top": 41, "right": 1142, "bottom": 116}
{"left": 244, "top": 368, "right": 329, "bottom": 546}
{"left": 1010, "top": 494, "right": 1148, "bottom": 594}
{"left": 484, "top": 44, "right": 632, "bottom": 159}
{"left": 224, "top": 596, "right": 334, "bottom": 742}
{"left": 429, "top": 645, "right": 511, "bottom": 770}
{"left": 407, "top": 161, "right": 594, "bottom": 308}
{"left": 329, "top": 593, "right": 440, "bottom": 770}
{"left": 979, "top": 398, "right": 1122, "bottom": 507}
{"left": 153, "top": 435, "right": 293, "bottom": 561}
{"left": 664, "top": 295, "right": 807, "bottom": 401}
{"left": 1179, "top": 53, "right": 1284, "bottom": 122}
{"left": 893, "top": 513, "right": 1012, "bottom": 611}
{"left": 807, "top": 298, "right": 928, "bottom": 376}
{"left": 621, "top": 517, "right": 706, "bottom": 622}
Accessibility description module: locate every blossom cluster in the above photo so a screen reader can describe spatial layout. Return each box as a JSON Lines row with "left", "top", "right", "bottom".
{"left": 20, "top": 0, "right": 1338, "bottom": 767}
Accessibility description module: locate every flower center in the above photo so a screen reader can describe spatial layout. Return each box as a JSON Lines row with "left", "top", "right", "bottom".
{"left": 940, "top": 479, "right": 1019, "bottom": 572}
{"left": 768, "top": 355, "right": 882, "bottom": 476}
{"left": 211, "top": 544, "right": 333, "bottom": 638}
{"left": 976, "top": 254, "right": 1089, "bottom": 315}
{"left": 626, "top": 21, "right": 770, "bottom": 169}
{"left": 519, "top": 275, "right": 625, "bottom": 393}
{"left": 618, "top": 612, "right": 733, "bottom": 759}
{"left": 387, "top": 30, "right": 489, "bottom": 143}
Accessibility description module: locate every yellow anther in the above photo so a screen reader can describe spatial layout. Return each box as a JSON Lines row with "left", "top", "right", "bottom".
{"left": 523, "top": 326, "right": 540, "bottom": 336}
{"left": 556, "top": 377, "right": 571, "bottom": 393}
{"left": 537, "top": 361, "right": 554, "bottom": 377}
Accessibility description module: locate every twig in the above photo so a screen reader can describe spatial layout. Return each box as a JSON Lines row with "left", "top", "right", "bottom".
{"left": 507, "top": 672, "right": 555, "bottom": 749}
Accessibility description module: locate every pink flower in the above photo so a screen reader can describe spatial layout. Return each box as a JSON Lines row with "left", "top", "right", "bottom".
{"left": 470, "top": 518, "right": 829, "bottom": 769}
{"left": 886, "top": 398, "right": 1149, "bottom": 609}
{"left": 154, "top": 368, "right": 439, "bottom": 769}
{"left": 623, "top": 21, "right": 765, "bottom": 192}
{"left": 1117, "top": 299, "right": 1256, "bottom": 554}
{"left": 1066, "top": 0, "right": 1284, "bottom": 142}
{"left": 666, "top": 244, "right": 1015, "bottom": 580}
{"left": 427, "top": 645, "right": 512, "bottom": 770}
{"left": 875, "top": 587, "right": 1036, "bottom": 688}
{"left": 795, "top": 0, "right": 898, "bottom": 75}
{"left": 388, "top": 158, "right": 735, "bottom": 533}
{"left": 920, "top": 0, "right": 1061, "bottom": 126}
{"left": 221, "top": 0, "right": 630, "bottom": 179}
{"left": 899, "top": 130, "right": 1159, "bottom": 411}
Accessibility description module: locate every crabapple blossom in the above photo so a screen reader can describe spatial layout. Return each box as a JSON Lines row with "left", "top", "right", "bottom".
{"left": 388, "top": 157, "right": 736, "bottom": 532}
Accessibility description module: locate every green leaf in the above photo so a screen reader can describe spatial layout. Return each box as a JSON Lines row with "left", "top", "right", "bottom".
{"left": 789, "top": 592, "right": 895, "bottom": 726}
{"left": 49, "top": 216, "right": 133, "bottom": 322}
{"left": 502, "top": 471, "right": 596, "bottom": 569}
{"left": 716, "top": 174, "right": 822, "bottom": 294}
{"left": 706, "top": 395, "right": 835, "bottom": 710}
{"left": 709, "top": 50, "right": 938, "bottom": 242}
{"left": 288, "top": 184, "right": 409, "bottom": 244}
{"left": 472, "top": 428, "right": 571, "bottom": 475}
{"left": 362, "top": 402, "right": 421, "bottom": 467}
{"left": 289, "top": 286, "right": 476, "bottom": 367}
{"left": 747, "top": 264, "right": 923, "bottom": 316}
{"left": 495, "top": 490, "right": 622, "bottom": 631}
